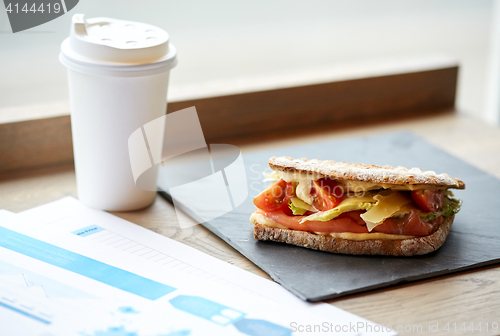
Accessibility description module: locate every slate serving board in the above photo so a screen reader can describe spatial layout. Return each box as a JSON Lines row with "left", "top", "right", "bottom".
{"left": 159, "top": 131, "right": 500, "bottom": 302}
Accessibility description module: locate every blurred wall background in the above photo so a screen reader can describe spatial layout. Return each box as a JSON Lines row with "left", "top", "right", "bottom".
{"left": 0, "top": 0, "right": 495, "bottom": 122}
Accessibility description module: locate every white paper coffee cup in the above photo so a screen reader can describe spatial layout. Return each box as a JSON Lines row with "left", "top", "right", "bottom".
{"left": 60, "top": 14, "right": 177, "bottom": 211}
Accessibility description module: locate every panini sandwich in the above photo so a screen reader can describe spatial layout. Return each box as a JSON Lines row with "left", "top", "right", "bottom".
{"left": 251, "top": 157, "right": 465, "bottom": 256}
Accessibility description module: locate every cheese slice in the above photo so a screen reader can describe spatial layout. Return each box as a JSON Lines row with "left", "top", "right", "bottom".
{"left": 360, "top": 191, "right": 413, "bottom": 231}
{"left": 338, "top": 194, "right": 375, "bottom": 205}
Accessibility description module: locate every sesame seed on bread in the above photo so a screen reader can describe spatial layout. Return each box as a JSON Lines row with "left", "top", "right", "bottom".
{"left": 269, "top": 156, "right": 465, "bottom": 189}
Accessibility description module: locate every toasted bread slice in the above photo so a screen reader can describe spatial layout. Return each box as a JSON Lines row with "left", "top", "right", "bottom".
{"left": 269, "top": 156, "right": 465, "bottom": 189}
{"left": 252, "top": 215, "right": 453, "bottom": 256}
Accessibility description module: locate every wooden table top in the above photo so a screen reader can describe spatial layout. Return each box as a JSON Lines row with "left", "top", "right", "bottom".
{"left": 1, "top": 112, "right": 499, "bottom": 335}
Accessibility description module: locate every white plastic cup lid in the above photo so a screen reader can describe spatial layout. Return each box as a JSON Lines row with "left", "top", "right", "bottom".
{"left": 60, "top": 14, "right": 177, "bottom": 76}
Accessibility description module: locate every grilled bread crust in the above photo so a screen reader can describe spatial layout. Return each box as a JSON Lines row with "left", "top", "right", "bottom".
{"left": 252, "top": 215, "right": 453, "bottom": 256}
{"left": 269, "top": 156, "right": 465, "bottom": 189}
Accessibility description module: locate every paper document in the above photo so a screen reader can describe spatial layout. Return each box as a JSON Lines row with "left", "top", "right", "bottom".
{"left": 0, "top": 197, "right": 395, "bottom": 335}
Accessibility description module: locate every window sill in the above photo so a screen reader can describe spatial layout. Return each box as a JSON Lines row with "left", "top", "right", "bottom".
{"left": 0, "top": 55, "right": 458, "bottom": 174}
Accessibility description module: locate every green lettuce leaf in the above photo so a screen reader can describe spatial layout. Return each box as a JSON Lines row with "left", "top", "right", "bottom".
{"left": 288, "top": 197, "right": 315, "bottom": 215}
{"left": 289, "top": 201, "right": 307, "bottom": 215}
{"left": 419, "top": 196, "right": 462, "bottom": 221}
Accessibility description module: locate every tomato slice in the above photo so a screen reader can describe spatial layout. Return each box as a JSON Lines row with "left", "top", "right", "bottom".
{"left": 310, "top": 178, "right": 343, "bottom": 211}
{"left": 411, "top": 190, "right": 444, "bottom": 212}
{"left": 253, "top": 179, "right": 293, "bottom": 212}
